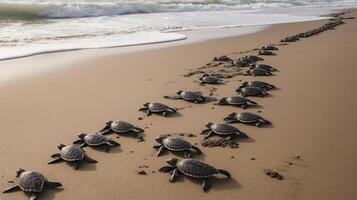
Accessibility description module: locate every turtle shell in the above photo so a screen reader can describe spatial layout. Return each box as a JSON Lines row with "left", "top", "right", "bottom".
{"left": 162, "top": 137, "right": 192, "bottom": 151}
{"left": 236, "top": 112, "right": 261, "bottom": 123}
{"left": 249, "top": 68, "right": 269, "bottom": 76}
{"left": 148, "top": 103, "right": 171, "bottom": 112}
{"left": 18, "top": 171, "right": 45, "bottom": 192}
{"left": 210, "top": 123, "right": 240, "bottom": 135}
{"left": 240, "top": 86, "right": 265, "bottom": 96}
{"left": 177, "top": 159, "right": 218, "bottom": 178}
{"left": 111, "top": 121, "right": 135, "bottom": 132}
{"left": 60, "top": 146, "right": 85, "bottom": 162}
{"left": 201, "top": 76, "right": 218, "bottom": 84}
{"left": 180, "top": 91, "right": 201, "bottom": 101}
{"left": 255, "top": 64, "right": 275, "bottom": 71}
{"left": 226, "top": 96, "right": 249, "bottom": 105}
{"left": 84, "top": 134, "right": 108, "bottom": 146}
{"left": 245, "top": 81, "right": 274, "bottom": 89}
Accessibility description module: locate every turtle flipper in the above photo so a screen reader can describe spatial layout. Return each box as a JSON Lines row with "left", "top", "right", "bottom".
{"left": 217, "top": 169, "right": 231, "bottom": 178}
{"left": 73, "top": 139, "right": 84, "bottom": 145}
{"left": 108, "top": 139, "right": 120, "bottom": 147}
{"left": 159, "top": 166, "right": 175, "bottom": 173}
{"left": 3, "top": 185, "right": 20, "bottom": 193}
{"left": 84, "top": 155, "right": 97, "bottom": 164}
{"left": 204, "top": 130, "right": 214, "bottom": 139}
{"left": 133, "top": 127, "right": 144, "bottom": 133}
{"left": 48, "top": 157, "right": 63, "bottom": 164}
{"left": 157, "top": 146, "right": 166, "bottom": 157}
{"left": 163, "top": 95, "right": 181, "bottom": 100}
{"left": 169, "top": 168, "right": 179, "bottom": 183}
{"left": 202, "top": 179, "right": 211, "bottom": 192}
{"left": 50, "top": 153, "right": 61, "bottom": 158}
{"left": 146, "top": 110, "right": 152, "bottom": 116}
{"left": 44, "top": 181, "right": 62, "bottom": 189}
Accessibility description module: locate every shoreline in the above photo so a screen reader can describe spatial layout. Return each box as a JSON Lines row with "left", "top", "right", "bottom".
{"left": 1, "top": 9, "right": 356, "bottom": 200}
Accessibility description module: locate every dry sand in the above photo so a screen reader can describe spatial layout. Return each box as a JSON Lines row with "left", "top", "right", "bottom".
{"left": 0, "top": 10, "right": 356, "bottom": 200}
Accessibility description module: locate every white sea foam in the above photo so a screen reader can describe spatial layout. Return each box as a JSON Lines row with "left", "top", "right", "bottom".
{"left": 0, "top": 0, "right": 357, "bottom": 60}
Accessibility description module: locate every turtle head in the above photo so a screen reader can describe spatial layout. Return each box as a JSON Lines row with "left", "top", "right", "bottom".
{"left": 235, "top": 87, "right": 242, "bottom": 92}
{"left": 218, "top": 97, "right": 227, "bottom": 104}
{"left": 205, "top": 122, "right": 213, "bottom": 128}
{"left": 228, "top": 112, "right": 237, "bottom": 118}
{"left": 176, "top": 90, "right": 183, "bottom": 95}
{"left": 241, "top": 82, "right": 248, "bottom": 87}
{"left": 16, "top": 168, "right": 25, "bottom": 177}
{"left": 143, "top": 102, "right": 150, "bottom": 107}
{"left": 78, "top": 133, "right": 87, "bottom": 139}
{"left": 106, "top": 120, "right": 113, "bottom": 126}
{"left": 155, "top": 135, "right": 166, "bottom": 144}
{"left": 57, "top": 144, "right": 66, "bottom": 150}
{"left": 166, "top": 158, "right": 179, "bottom": 167}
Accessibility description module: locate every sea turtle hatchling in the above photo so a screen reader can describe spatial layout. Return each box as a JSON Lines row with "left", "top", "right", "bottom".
{"left": 202, "top": 122, "right": 247, "bottom": 140}
{"left": 223, "top": 112, "right": 271, "bottom": 127}
{"left": 250, "top": 64, "right": 277, "bottom": 72}
{"left": 245, "top": 68, "right": 272, "bottom": 76}
{"left": 3, "top": 169, "right": 62, "bottom": 200}
{"left": 153, "top": 136, "right": 202, "bottom": 157}
{"left": 48, "top": 144, "right": 97, "bottom": 170}
{"left": 73, "top": 133, "right": 120, "bottom": 152}
{"left": 199, "top": 74, "right": 221, "bottom": 85}
{"left": 239, "top": 81, "right": 275, "bottom": 91}
{"left": 164, "top": 90, "right": 205, "bottom": 104}
{"left": 258, "top": 50, "right": 276, "bottom": 56}
{"left": 139, "top": 102, "right": 176, "bottom": 116}
{"left": 159, "top": 158, "right": 231, "bottom": 192}
{"left": 214, "top": 96, "right": 257, "bottom": 109}
{"left": 236, "top": 86, "right": 268, "bottom": 97}
{"left": 261, "top": 45, "right": 279, "bottom": 51}
{"left": 99, "top": 120, "right": 144, "bottom": 138}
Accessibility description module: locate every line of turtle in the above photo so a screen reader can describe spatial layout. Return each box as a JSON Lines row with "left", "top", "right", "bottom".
{"left": 2, "top": 13, "right": 348, "bottom": 199}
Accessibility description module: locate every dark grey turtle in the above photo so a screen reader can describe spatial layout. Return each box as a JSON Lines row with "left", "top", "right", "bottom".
{"left": 159, "top": 158, "right": 230, "bottom": 192}
{"left": 214, "top": 96, "right": 257, "bottom": 109}
{"left": 236, "top": 86, "right": 268, "bottom": 97}
{"left": 240, "top": 81, "right": 275, "bottom": 91}
{"left": 73, "top": 133, "right": 120, "bottom": 152}
{"left": 258, "top": 50, "right": 276, "bottom": 56}
{"left": 244, "top": 55, "right": 264, "bottom": 61}
{"left": 202, "top": 122, "right": 247, "bottom": 140}
{"left": 250, "top": 64, "right": 277, "bottom": 72}
{"left": 213, "top": 55, "right": 232, "bottom": 62}
{"left": 224, "top": 112, "right": 271, "bottom": 127}
{"left": 261, "top": 45, "right": 278, "bottom": 51}
{"left": 153, "top": 136, "right": 202, "bottom": 157}
{"left": 3, "top": 169, "right": 62, "bottom": 200}
{"left": 245, "top": 68, "right": 272, "bottom": 76}
{"left": 199, "top": 74, "right": 221, "bottom": 85}
{"left": 164, "top": 90, "right": 205, "bottom": 104}
{"left": 48, "top": 144, "right": 97, "bottom": 170}
{"left": 99, "top": 120, "right": 144, "bottom": 138}
{"left": 139, "top": 102, "right": 176, "bottom": 116}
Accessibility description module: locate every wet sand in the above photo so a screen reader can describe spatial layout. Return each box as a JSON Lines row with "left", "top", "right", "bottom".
{"left": 0, "top": 10, "right": 356, "bottom": 200}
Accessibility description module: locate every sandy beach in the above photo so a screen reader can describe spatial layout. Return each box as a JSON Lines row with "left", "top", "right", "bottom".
{"left": 0, "top": 10, "right": 357, "bottom": 200}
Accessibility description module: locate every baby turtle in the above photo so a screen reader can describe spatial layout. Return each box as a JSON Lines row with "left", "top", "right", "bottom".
{"left": 250, "top": 64, "right": 277, "bottom": 71}
{"left": 99, "top": 120, "right": 144, "bottom": 138}
{"left": 48, "top": 144, "right": 97, "bottom": 170}
{"left": 258, "top": 50, "right": 276, "bottom": 56}
{"left": 236, "top": 86, "right": 268, "bottom": 97}
{"left": 3, "top": 169, "right": 62, "bottom": 200}
{"left": 153, "top": 136, "right": 202, "bottom": 157}
{"left": 73, "top": 133, "right": 120, "bottom": 152}
{"left": 159, "top": 158, "right": 230, "bottom": 192}
{"left": 199, "top": 74, "right": 221, "bottom": 85}
{"left": 245, "top": 68, "right": 272, "bottom": 76}
{"left": 224, "top": 112, "right": 271, "bottom": 127}
{"left": 164, "top": 90, "right": 205, "bottom": 104}
{"left": 139, "top": 102, "right": 176, "bottom": 116}
{"left": 202, "top": 122, "right": 247, "bottom": 140}
{"left": 213, "top": 55, "right": 232, "bottom": 62}
{"left": 261, "top": 45, "right": 278, "bottom": 51}
{"left": 240, "top": 81, "right": 275, "bottom": 91}
{"left": 214, "top": 96, "right": 257, "bottom": 109}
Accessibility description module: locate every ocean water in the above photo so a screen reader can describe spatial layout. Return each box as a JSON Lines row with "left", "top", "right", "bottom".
{"left": 0, "top": 0, "right": 357, "bottom": 60}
